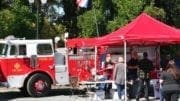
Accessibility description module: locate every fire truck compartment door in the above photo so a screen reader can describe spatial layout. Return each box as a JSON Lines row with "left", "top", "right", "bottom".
{"left": 55, "top": 65, "right": 66, "bottom": 72}
{"left": 55, "top": 65, "right": 69, "bottom": 85}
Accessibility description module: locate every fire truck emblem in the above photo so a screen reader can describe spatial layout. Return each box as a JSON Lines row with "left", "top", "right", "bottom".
{"left": 13, "top": 63, "right": 22, "bottom": 72}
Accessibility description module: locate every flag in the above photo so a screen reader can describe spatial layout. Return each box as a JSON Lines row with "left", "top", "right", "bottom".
{"left": 76, "top": 0, "right": 89, "bottom": 8}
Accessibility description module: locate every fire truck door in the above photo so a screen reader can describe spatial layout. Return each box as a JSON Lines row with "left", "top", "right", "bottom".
{"left": 7, "top": 45, "right": 29, "bottom": 87}
{"left": 54, "top": 52, "right": 69, "bottom": 85}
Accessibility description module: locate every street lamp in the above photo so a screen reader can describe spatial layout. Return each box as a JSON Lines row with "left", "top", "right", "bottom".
{"left": 28, "top": 0, "right": 47, "bottom": 39}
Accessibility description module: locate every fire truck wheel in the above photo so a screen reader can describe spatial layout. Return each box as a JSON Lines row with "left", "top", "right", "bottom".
{"left": 26, "top": 73, "right": 51, "bottom": 97}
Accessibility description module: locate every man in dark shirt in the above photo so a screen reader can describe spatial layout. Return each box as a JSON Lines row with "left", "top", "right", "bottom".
{"left": 127, "top": 47, "right": 139, "bottom": 98}
{"left": 136, "top": 52, "right": 153, "bottom": 101}
{"left": 127, "top": 58, "right": 139, "bottom": 81}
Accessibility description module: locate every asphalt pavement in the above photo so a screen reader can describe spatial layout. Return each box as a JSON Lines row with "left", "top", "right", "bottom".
{"left": 0, "top": 87, "right": 160, "bottom": 101}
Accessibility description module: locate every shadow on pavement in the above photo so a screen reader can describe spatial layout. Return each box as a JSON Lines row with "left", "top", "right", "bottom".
{"left": 0, "top": 88, "right": 87, "bottom": 101}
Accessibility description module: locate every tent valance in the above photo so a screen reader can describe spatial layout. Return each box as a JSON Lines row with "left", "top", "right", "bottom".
{"left": 67, "top": 38, "right": 99, "bottom": 48}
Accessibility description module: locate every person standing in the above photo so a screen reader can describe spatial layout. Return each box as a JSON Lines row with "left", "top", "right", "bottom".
{"left": 98, "top": 46, "right": 108, "bottom": 69}
{"left": 160, "top": 60, "right": 180, "bottom": 101}
{"left": 98, "top": 53, "right": 114, "bottom": 99}
{"left": 127, "top": 47, "right": 139, "bottom": 82}
{"left": 127, "top": 47, "right": 139, "bottom": 98}
{"left": 136, "top": 52, "right": 153, "bottom": 101}
{"left": 103, "top": 53, "right": 114, "bottom": 99}
{"left": 160, "top": 54, "right": 171, "bottom": 101}
{"left": 113, "top": 56, "right": 125, "bottom": 100}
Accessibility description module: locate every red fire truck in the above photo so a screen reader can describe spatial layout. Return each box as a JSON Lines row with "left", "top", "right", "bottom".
{"left": 0, "top": 37, "right": 97, "bottom": 97}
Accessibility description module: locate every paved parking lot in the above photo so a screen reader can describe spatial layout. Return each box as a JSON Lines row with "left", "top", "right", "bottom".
{"left": 0, "top": 87, "right": 160, "bottom": 101}
{"left": 0, "top": 87, "right": 91, "bottom": 101}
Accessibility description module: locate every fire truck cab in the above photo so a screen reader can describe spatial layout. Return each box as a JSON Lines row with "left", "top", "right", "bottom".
{"left": 0, "top": 38, "right": 70, "bottom": 97}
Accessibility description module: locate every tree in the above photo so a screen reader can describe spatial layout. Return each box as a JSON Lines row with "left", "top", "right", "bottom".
{"left": 0, "top": 0, "right": 67, "bottom": 39}
{"left": 59, "top": 0, "right": 78, "bottom": 38}
{"left": 40, "top": 18, "right": 66, "bottom": 39}
{"left": 0, "top": 0, "right": 177, "bottom": 39}
{"left": 0, "top": 0, "right": 35, "bottom": 39}
{"left": 143, "top": 1, "right": 165, "bottom": 21}
{"left": 155, "top": 0, "right": 180, "bottom": 28}
{"left": 106, "top": 0, "right": 145, "bottom": 32}
{"left": 76, "top": 0, "right": 111, "bottom": 37}
{"left": 153, "top": 0, "right": 180, "bottom": 57}
{"left": 0, "top": 9, "right": 15, "bottom": 38}
{"left": 0, "top": 0, "right": 11, "bottom": 10}
{"left": 77, "top": 7, "right": 106, "bottom": 37}
{"left": 76, "top": 0, "right": 165, "bottom": 37}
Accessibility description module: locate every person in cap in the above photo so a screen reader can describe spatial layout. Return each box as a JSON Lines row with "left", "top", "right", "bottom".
{"left": 136, "top": 52, "right": 153, "bottom": 101}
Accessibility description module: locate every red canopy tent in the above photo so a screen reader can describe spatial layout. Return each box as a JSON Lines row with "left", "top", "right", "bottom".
{"left": 66, "top": 14, "right": 180, "bottom": 97}
{"left": 96, "top": 13, "right": 180, "bottom": 94}
{"left": 97, "top": 13, "right": 180, "bottom": 46}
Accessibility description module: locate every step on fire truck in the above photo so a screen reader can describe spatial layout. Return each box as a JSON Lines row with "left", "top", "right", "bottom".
{"left": 0, "top": 36, "right": 97, "bottom": 97}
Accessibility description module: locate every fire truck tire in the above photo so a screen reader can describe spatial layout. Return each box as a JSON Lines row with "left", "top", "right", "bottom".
{"left": 26, "top": 73, "right": 51, "bottom": 97}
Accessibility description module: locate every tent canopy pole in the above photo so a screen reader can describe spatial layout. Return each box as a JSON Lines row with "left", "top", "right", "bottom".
{"left": 123, "top": 40, "right": 127, "bottom": 101}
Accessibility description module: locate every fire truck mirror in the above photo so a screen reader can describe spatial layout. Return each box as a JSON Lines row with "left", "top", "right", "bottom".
{"left": 30, "top": 55, "right": 38, "bottom": 68}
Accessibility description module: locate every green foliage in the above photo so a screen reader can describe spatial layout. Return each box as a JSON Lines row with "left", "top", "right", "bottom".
{"left": 77, "top": 9, "right": 105, "bottom": 37}
{"left": 0, "top": 9, "right": 15, "bottom": 38}
{"left": 0, "top": 0, "right": 35, "bottom": 39}
{"left": 11, "top": 0, "right": 35, "bottom": 38}
{"left": 170, "top": 0, "right": 180, "bottom": 28}
{"left": 76, "top": 0, "right": 165, "bottom": 37}
{"left": 143, "top": 1, "right": 165, "bottom": 21}
{"left": 41, "top": 18, "right": 66, "bottom": 39}
{"left": 155, "top": 0, "right": 180, "bottom": 28}
{"left": 107, "top": 0, "right": 145, "bottom": 32}
{"left": 77, "top": 11, "right": 95, "bottom": 37}
{"left": 76, "top": 0, "right": 105, "bottom": 37}
{"left": 161, "top": 45, "right": 180, "bottom": 59}
{"left": 0, "top": 0, "right": 67, "bottom": 39}
{"left": 144, "top": 6, "right": 165, "bottom": 20}
{"left": 0, "top": 0, "right": 11, "bottom": 10}
{"left": 77, "top": 0, "right": 146, "bottom": 37}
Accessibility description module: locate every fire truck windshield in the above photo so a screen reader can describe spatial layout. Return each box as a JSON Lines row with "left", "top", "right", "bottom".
{"left": 0, "top": 43, "right": 8, "bottom": 55}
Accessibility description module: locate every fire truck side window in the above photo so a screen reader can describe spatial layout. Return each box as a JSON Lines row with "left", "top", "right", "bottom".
{"left": 19, "top": 45, "right": 26, "bottom": 55}
{"left": 37, "top": 44, "right": 53, "bottom": 55}
{"left": 10, "top": 45, "right": 17, "bottom": 55}
{"left": 0, "top": 44, "right": 8, "bottom": 55}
